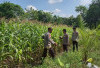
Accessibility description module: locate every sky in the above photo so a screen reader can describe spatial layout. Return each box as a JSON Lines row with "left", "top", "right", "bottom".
{"left": 0, "top": 0, "right": 92, "bottom": 17}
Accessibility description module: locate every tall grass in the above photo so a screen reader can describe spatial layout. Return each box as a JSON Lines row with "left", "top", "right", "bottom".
{"left": 0, "top": 19, "right": 99, "bottom": 68}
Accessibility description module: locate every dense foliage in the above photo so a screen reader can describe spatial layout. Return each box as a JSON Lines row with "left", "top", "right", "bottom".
{"left": 0, "top": 19, "right": 100, "bottom": 67}
{"left": 0, "top": 2, "right": 24, "bottom": 18}
{"left": 75, "top": 5, "right": 87, "bottom": 19}
{"left": 86, "top": 0, "right": 100, "bottom": 28}
{"left": 0, "top": 0, "right": 100, "bottom": 29}
{"left": 0, "top": 0, "right": 100, "bottom": 68}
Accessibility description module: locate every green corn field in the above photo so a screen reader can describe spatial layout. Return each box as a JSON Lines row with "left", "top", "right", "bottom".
{"left": 0, "top": 19, "right": 100, "bottom": 68}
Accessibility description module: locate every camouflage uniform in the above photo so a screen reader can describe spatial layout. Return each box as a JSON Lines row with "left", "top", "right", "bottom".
{"left": 42, "top": 32, "right": 55, "bottom": 58}
{"left": 62, "top": 33, "right": 69, "bottom": 52}
{"left": 72, "top": 31, "right": 79, "bottom": 52}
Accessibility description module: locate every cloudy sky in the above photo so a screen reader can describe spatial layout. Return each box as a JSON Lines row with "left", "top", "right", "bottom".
{"left": 0, "top": 0, "right": 92, "bottom": 17}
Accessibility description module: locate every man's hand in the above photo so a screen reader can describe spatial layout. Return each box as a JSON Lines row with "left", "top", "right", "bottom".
{"left": 54, "top": 43, "right": 57, "bottom": 46}
{"left": 59, "top": 36, "right": 62, "bottom": 39}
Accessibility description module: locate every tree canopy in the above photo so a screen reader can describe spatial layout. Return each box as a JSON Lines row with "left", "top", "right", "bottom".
{"left": 0, "top": 2, "right": 24, "bottom": 18}
{"left": 75, "top": 5, "right": 87, "bottom": 19}
{"left": 86, "top": 0, "right": 100, "bottom": 28}
{"left": 0, "top": 1, "right": 100, "bottom": 29}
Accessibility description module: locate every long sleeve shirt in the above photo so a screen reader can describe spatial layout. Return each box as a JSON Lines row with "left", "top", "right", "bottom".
{"left": 44, "top": 32, "right": 55, "bottom": 48}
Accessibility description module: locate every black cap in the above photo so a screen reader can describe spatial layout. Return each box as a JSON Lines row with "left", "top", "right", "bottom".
{"left": 48, "top": 27, "right": 53, "bottom": 30}
{"left": 63, "top": 29, "right": 66, "bottom": 32}
{"left": 73, "top": 26, "right": 76, "bottom": 29}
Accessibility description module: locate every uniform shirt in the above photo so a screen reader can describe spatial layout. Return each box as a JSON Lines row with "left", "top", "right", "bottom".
{"left": 72, "top": 31, "right": 79, "bottom": 41}
{"left": 44, "top": 32, "right": 55, "bottom": 48}
{"left": 63, "top": 34, "right": 69, "bottom": 45}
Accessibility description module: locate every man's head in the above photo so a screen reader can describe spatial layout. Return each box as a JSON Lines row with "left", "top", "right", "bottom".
{"left": 73, "top": 27, "right": 76, "bottom": 32}
{"left": 48, "top": 27, "right": 53, "bottom": 33}
{"left": 63, "top": 29, "right": 66, "bottom": 34}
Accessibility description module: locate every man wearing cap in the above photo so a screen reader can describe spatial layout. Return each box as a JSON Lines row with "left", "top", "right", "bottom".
{"left": 72, "top": 27, "right": 79, "bottom": 52}
{"left": 42, "top": 27, "right": 57, "bottom": 60}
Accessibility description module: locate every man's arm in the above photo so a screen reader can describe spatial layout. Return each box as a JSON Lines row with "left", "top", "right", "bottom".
{"left": 59, "top": 36, "right": 63, "bottom": 39}
{"left": 48, "top": 34, "right": 55, "bottom": 44}
{"left": 48, "top": 34, "right": 57, "bottom": 46}
{"left": 66, "top": 35, "right": 69, "bottom": 43}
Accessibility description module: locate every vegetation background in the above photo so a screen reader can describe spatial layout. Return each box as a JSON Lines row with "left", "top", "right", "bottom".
{"left": 0, "top": 0, "right": 100, "bottom": 68}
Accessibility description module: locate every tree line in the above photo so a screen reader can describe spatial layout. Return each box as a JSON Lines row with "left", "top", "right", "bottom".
{"left": 0, "top": 0, "right": 100, "bottom": 29}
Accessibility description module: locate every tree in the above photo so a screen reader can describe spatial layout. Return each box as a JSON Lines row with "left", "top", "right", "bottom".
{"left": 86, "top": 0, "right": 100, "bottom": 28}
{"left": 75, "top": 15, "right": 85, "bottom": 29}
{"left": 24, "top": 9, "right": 39, "bottom": 20}
{"left": 67, "top": 16, "right": 75, "bottom": 26}
{"left": 62, "top": 18, "right": 69, "bottom": 25}
{"left": 37, "top": 10, "right": 53, "bottom": 23}
{"left": 0, "top": 2, "right": 24, "bottom": 18}
{"left": 75, "top": 5, "right": 87, "bottom": 19}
